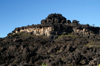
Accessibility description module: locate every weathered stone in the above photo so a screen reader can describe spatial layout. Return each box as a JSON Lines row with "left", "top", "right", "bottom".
{"left": 46, "top": 13, "right": 66, "bottom": 24}
{"left": 41, "top": 19, "right": 47, "bottom": 24}
{"left": 11, "top": 13, "right": 100, "bottom": 37}
{"left": 72, "top": 20, "right": 79, "bottom": 26}
{"left": 66, "top": 20, "right": 71, "bottom": 25}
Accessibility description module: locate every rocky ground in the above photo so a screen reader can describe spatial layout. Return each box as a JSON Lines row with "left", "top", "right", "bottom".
{"left": 0, "top": 32, "right": 100, "bottom": 66}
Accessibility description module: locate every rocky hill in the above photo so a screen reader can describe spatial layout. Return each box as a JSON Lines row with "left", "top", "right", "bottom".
{"left": 0, "top": 13, "right": 100, "bottom": 66}
{"left": 10, "top": 13, "right": 100, "bottom": 39}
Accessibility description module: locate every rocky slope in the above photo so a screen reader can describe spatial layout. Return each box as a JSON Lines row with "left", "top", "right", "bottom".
{"left": 0, "top": 32, "right": 100, "bottom": 66}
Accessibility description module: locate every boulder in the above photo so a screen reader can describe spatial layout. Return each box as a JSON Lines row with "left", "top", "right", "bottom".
{"left": 41, "top": 19, "right": 47, "bottom": 24}
{"left": 66, "top": 20, "right": 71, "bottom": 25}
{"left": 72, "top": 20, "right": 79, "bottom": 26}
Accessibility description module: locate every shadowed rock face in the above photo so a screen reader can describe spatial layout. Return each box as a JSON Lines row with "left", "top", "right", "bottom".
{"left": 11, "top": 13, "right": 100, "bottom": 37}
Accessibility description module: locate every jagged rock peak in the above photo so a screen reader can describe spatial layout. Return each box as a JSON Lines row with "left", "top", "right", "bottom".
{"left": 41, "top": 13, "right": 67, "bottom": 25}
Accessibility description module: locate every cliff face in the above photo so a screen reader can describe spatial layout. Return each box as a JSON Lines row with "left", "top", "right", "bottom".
{"left": 14, "top": 27, "right": 53, "bottom": 37}
{"left": 11, "top": 13, "right": 100, "bottom": 37}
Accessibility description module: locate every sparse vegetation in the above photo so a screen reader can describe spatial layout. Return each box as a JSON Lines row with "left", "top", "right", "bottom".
{"left": 58, "top": 34, "right": 78, "bottom": 38}
{"left": 42, "top": 63, "right": 47, "bottom": 66}
{"left": 55, "top": 34, "right": 78, "bottom": 43}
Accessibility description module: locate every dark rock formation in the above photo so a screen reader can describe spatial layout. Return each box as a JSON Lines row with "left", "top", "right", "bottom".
{"left": 41, "top": 13, "right": 66, "bottom": 25}
{"left": 72, "top": 20, "right": 79, "bottom": 26}
{"left": 66, "top": 20, "right": 71, "bottom": 25}
{"left": 11, "top": 13, "right": 100, "bottom": 37}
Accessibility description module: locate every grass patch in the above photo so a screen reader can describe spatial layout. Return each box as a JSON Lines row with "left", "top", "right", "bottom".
{"left": 58, "top": 34, "right": 78, "bottom": 38}
{"left": 55, "top": 34, "right": 78, "bottom": 43}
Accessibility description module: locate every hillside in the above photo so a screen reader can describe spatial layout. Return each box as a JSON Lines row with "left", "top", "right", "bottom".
{"left": 0, "top": 14, "right": 100, "bottom": 66}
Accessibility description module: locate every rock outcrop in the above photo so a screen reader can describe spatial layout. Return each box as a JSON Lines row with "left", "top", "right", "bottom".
{"left": 11, "top": 13, "right": 100, "bottom": 37}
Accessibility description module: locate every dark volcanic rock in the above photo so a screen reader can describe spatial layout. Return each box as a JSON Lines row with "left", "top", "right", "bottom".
{"left": 41, "top": 13, "right": 66, "bottom": 25}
